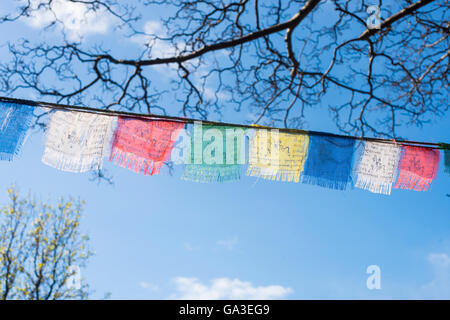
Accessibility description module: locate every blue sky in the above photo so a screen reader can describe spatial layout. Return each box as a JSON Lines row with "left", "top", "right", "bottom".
{"left": 0, "top": 1, "right": 449, "bottom": 299}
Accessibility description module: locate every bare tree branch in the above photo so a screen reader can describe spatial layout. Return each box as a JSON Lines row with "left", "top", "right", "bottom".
{"left": 0, "top": 0, "right": 447, "bottom": 138}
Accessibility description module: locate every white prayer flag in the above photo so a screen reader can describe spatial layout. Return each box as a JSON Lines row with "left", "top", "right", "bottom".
{"left": 42, "top": 110, "right": 115, "bottom": 172}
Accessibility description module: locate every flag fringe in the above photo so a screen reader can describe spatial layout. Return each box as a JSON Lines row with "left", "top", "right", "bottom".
{"left": 109, "top": 148, "right": 162, "bottom": 175}
{"left": 42, "top": 150, "right": 103, "bottom": 173}
{"left": 0, "top": 152, "right": 14, "bottom": 161}
{"left": 301, "top": 174, "right": 349, "bottom": 190}
{"left": 354, "top": 175, "right": 392, "bottom": 195}
{"left": 394, "top": 171, "right": 433, "bottom": 192}
{"left": 183, "top": 165, "right": 241, "bottom": 183}
{"left": 246, "top": 166, "right": 300, "bottom": 183}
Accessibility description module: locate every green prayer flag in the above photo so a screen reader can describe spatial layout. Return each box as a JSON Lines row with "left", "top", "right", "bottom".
{"left": 439, "top": 143, "right": 450, "bottom": 174}
{"left": 182, "top": 123, "right": 245, "bottom": 182}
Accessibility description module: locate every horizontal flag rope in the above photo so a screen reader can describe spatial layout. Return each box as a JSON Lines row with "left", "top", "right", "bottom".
{"left": 0, "top": 96, "right": 448, "bottom": 194}
{"left": 0, "top": 96, "right": 445, "bottom": 150}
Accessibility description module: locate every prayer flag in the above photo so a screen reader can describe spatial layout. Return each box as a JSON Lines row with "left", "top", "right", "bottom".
{"left": 354, "top": 141, "right": 400, "bottom": 195}
{"left": 0, "top": 101, "right": 33, "bottom": 161}
{"left": 110, "top": 117, "right": 183, "bottom": 175}
{"left": 247, "top": 128, "right": 309, "bottom": 182}
{"left": 183, "top": 124, "right": 244, "bottom": 182}
{"left": 302, "top": 135, "right": 355, "bottom": 190}
{"left": 393, "top": 145, "right": 440, "bottom": 191}
{"left": 42, "top": 110, "right": 115, "bottom": 172}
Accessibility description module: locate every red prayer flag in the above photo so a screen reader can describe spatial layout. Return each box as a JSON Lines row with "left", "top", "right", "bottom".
{"left": 109, "top": 117, "right": 184, "bottom": 175}
{"left": 393, "top": 145, "right": 440, "bottom": 192}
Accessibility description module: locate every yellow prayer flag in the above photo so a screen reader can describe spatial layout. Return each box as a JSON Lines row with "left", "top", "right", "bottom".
{"left": 247, "top": 128, "right": 309, "bottom": 182}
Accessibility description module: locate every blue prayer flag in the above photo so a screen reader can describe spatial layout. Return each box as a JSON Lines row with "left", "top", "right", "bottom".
{"left": 0, "top": 101, "right": 34, "bottom": 161}
{"left": 302, "top": 135, "right": 356, "bottom": 190}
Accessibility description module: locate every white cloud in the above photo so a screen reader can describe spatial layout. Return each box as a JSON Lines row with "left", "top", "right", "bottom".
{"left": 421, "top": 253, "right": 450, "bottom": 298}
{"left": 217, "top": 236, "right": 238, "bottom": 251}
{"left": 428, "top": 253, "right": 450, "bottom": 268}
{"left": 23, "top": 0, "right": 113, "bottom": 41}
{"left": 184, "top": 242, "right": 198, "bottom": 251}
{"left": 139, "top": 281, "right": 160, "bottom": 292}
{"left": 142, "top": 20, "right": 162, "bottom": 34}
{"left": 171, "top": 277, "right": 293, "bottom": 300}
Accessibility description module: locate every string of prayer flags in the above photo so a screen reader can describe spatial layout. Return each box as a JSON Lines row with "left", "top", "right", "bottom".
{"left": 0, "top": 101, "right": 33, "bottom": 161}
{"left": 439, "top": 143, "right": 450, "bottom": 174}
{"left": 393, "top": 145, "right": 440, "bottom": 191}
{"left": 247, "top": 128, "right": 309, "bottom": 182}
{"left": 42, "top": 110, "right": 115, "bottom": 172}
{"left": 109, "top": 117, "right": 183, "bottom": 175}
{"left": 302, "top": 135, "right": 356, "bottom": 190}
{"left": 0, "top": 97, "right": 448, "bottom": 194}
{"left": 183, "top": 124, "right": 244, "bottom": 182}
{"left": 354, "top": 141, "right": 400, "bottom": 195}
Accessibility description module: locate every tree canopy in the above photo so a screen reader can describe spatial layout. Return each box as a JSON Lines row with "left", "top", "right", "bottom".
{"left": 0, "top": 187, "right": 91, "bottom": 300}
